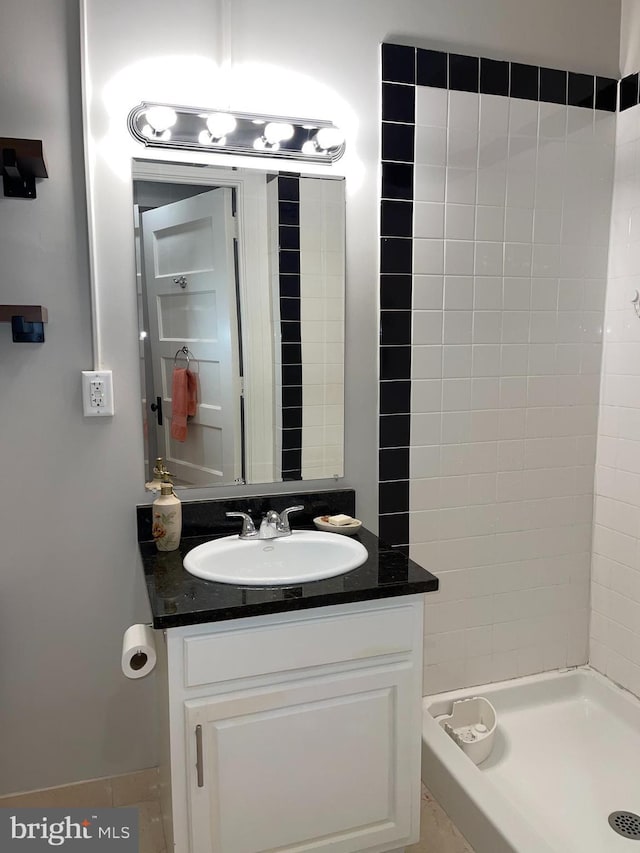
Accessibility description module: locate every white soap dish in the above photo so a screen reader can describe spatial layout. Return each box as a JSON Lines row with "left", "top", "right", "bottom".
{"left": 313, "top": 516, "right": 362, "bottom": 536}
{"left": 435, "top": 696, "right": 497, "bottom": 765}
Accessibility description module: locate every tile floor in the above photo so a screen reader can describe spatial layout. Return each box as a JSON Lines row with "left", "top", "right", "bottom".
{"left": 0, "top": 772, "right": 472, "bottom": 853}
{"left": 0, "top": 768, "right": 166, "bottom": 853}
{"left": 408, "top": 784, "right": 475, "bottom": 853}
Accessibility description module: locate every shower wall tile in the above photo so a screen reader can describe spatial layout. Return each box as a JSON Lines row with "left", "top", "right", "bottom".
{"left": 380, "top": 43, "right": 616, "bottom": 696}
{"left": 591, "top": 102, "right": 640, "bottom": 700}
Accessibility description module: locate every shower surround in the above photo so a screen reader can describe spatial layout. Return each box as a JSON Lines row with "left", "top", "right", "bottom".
{"left": 378, "top": 44, "right": 616, "bottom": 694}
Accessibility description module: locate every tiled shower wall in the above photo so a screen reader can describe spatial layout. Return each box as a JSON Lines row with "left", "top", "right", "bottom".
{"left": 591, "top": 100, "right": 640, "bottom": 696}
{"left": 379, "top": 45, "right": 616, "bottom": 693}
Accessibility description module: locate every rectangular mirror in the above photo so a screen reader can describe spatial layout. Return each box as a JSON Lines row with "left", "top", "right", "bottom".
{"left": 133, "top": 160, "right": 345, "bottom": 488}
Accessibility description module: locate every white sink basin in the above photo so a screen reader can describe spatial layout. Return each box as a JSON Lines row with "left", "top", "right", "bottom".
{"left": 183, "top": 530, "right": 368, "bottom": 586}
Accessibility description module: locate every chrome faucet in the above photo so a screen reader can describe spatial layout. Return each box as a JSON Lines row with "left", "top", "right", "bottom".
{"left": 226, "top": 505, "right": 304, "bottom": 540}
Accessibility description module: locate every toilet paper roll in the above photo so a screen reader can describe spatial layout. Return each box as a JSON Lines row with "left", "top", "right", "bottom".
{"left": 122, "top": 624, "right": 157, "bottom": 679}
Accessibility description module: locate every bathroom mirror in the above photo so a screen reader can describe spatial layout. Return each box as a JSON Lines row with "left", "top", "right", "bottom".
{"left": 133, "top": 159, "right": 345, "bottom": 488}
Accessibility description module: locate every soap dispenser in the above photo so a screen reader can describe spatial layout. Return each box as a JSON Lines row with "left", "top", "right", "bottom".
{"left": 152, "top": 475, "right": 182, "bottom": 552}
{"left": 146, "top": 457, "right": 170, "bottom": 492}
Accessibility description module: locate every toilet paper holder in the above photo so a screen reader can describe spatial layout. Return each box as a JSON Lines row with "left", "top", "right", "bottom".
{"left": 122, "top": 623, "right": 157, "bottom": 680}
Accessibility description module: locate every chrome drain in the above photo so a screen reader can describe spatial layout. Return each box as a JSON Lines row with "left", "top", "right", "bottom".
{"left": 609, "top": 812, "right": 640, "bottom": 839}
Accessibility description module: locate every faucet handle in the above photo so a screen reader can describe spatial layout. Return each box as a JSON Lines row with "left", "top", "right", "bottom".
{"left": 278, "top": 505, "right": 305, "bottom": 533}
{"left": 225, "top": 511, "right": 256, "bottom": 537}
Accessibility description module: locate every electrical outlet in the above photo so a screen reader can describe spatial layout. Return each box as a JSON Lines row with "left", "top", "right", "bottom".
{"left": 82, "top": 370, "right": 115, "bottom": 417}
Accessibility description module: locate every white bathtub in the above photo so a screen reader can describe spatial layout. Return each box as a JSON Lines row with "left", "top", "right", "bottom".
{"left": 421, "top": 666, "right": 640, "bottom": 853}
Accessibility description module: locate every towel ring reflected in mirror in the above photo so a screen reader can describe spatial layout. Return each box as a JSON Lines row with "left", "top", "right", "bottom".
{"left": 174, "top": 346, "right": 195, "bottom": 370}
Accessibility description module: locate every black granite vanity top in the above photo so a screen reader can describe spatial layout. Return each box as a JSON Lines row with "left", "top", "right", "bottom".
{"left": 137, "top": 489, "right": 438, "bottom": 629}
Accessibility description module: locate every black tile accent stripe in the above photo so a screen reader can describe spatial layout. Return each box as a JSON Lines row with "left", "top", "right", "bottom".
{"left": 382, "top": 43, "right": 415, "bottom": 85}
{"left": 381, "top": 122, "right": 414, "bottom": 163}
{"left": 620, "top": 73, "right": 639, "bottom": 111}
{"left": 596, "top": 77, "right": 618, "bottom": 112}
{"left": 278, "top": 173, "right": 302, "bottom": 481}
{"left": 449, "top": 53, "right": 479, "bottom": 93}
{"left": 568, "top": 72, "right": 594, "bottom": 108}
{"left": 510, "top": 62, "right": 539, "bottom": 100}
{"left": 380, "top": 46, "right": 414, "bottom": 547}
{"left": 540, "top": 67, "right": 567, "bottom": 104}
{"left": 417, "top": 49, "right": 447, "bottom": 88}
{"left": 382, "top": 41, "right": 620, "bottom": 112}
{"left": 480, "top": 58, "right": 509, "bottom": 96}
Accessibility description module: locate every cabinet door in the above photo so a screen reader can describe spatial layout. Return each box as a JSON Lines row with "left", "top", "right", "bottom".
{"left": 184, "top": 663, "right": 415, "bottom": 853}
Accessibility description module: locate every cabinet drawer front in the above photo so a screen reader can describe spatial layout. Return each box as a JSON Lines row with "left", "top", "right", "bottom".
{"left": 183, "top": 604, "right": 416, "bottom": 687}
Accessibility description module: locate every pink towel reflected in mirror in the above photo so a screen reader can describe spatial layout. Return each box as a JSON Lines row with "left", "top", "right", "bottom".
{"left": 171, "top": 367, "right": 197, "bottom": 442}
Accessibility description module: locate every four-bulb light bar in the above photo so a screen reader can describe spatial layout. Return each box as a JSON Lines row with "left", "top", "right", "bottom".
{"left": 128, "top": 103, "right": 345, "bottom": 162}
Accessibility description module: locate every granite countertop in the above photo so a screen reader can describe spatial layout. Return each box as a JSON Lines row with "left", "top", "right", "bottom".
{"left": 137, "top": 489, "right": 438, "bottom": 629}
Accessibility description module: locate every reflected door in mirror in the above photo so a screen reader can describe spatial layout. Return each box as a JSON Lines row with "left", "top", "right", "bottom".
{"left": 141, "top": 187, "right": 242, "bottom": 485}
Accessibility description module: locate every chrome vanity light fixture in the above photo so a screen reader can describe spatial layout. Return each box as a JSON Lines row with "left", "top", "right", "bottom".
{"left": 128, "top": 103, "right": 345, "bottom": 162}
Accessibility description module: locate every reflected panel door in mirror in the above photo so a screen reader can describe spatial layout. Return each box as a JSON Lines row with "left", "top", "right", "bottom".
{"left": 141, "top": 187, "right": 242, "bottom": 485}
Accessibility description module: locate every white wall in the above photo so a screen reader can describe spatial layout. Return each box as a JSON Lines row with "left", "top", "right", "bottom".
{"left": 0, "top": 0, "right": 157, "bottom": 795}
{"left": 0, "top": 0, "right": 622, "bottom": 793}
{"left": 620, "top": 0, "right": 640, "bottom": 76}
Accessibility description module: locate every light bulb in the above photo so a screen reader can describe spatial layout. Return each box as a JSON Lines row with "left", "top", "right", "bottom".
{"left": 141, "top": 124, "right": 171, "bottom": 141}
{"left": 253, "top": 137, "right": 266, "bottom": 151}
{"left": 206, "top": 112, "right": 236, "bottom": 139}
{"left": 145, "top": 106, "right": 177, "bottom": 132}
{"left": 315, "top": 127, "right": 345, "bottom": 151}
{"left": 199, "top": 130, "right": 229, "bottom": 146}
{"left": 264, "top": 122, "right": 294, "bottom": 144}
{"left": 301, "top": 140, "right": 318, "bottom": 156}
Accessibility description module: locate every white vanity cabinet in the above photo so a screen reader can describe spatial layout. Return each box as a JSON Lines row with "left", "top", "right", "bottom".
{"left": 158, "top": 595, "right": 425, "bottom": 853}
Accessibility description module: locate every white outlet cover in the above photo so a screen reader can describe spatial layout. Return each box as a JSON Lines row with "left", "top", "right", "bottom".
{"left": 82, "top": 370, "right": 115, "bottom": 417}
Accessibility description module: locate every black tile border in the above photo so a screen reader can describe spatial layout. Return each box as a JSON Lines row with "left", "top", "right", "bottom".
{"left": 278, "top": 173, "right": 302, "bottom": 481}
{"left": 382, "top": 42, "right": 619, "bottom": 112}
{"left": 620, "top": 73, "right": 640, "bottom": 111}
{"left": 379, "top": 51, "right": 414, "bottom": 548}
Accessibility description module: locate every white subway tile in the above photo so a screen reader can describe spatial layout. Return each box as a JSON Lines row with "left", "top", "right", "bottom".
{"left": 445, "top": 240, "right": 475, "bottom": 275}
{"left": 530, "top": 277, "right": 558, "bottom": 309}
{"left": 443, "top": 310, "right": 473, "bottom": 343}
{"left": 444, "top": 276, "right": 474, "bottom": 309}
{"left": 414, "top": 238, "right": 444, "bottom": 274}
{"left": 503, "top": 278, "right": 531, "bottom": 310}
{"left": 442, "top": 345, "right": 472, "bottom": 378}
{"left": 415, "top": 164, "right": 446, "bottom": 202}
{"left": 448, "top": 90, "right": 479, "bottom": 132}
{"left": 410, "top": 476, "right": 441, "bottom": 511}
{"left": 415, "top": 125, "right": 447, "bottom": 166}
{"left": 414, "top": 203, "right": 444, "bottom": 239}
{"left": 412, "top": 345, "right": 442, "bottom": 379}
{"left": 473, "top": 311, "right": 502, "bottom": 343}
{"left": 413, "top": 275, "right": 444, "bottom": 310}
{"left": 504, "top": 242, "right": 533, "bottom": 276}
{"left": 446, "top": 168, "right": 477, "bottom": 204}
{"left": 474, "top": 241, "right": 504, "bottom": 275}
{"left": 505, "top": 206, "right": 534, "bottom": 243}
{"left": 412, "top": 310, "right": 443, "bottom": 344}
{"left": 416, "top": 86, "right": 448, "bottom": 128}
{"left": 538, "top": 103, "right": 567, "bottom": 139}
{"left": 410, "top": 412, "right": 441, "bottom": 446}
{"left": 448, "top": 128, "right": 479, "bottom": 169}
{"left": 477, "top": 168, "right": 507, "bottom": 206}
{"left": 533, "top": 209, "right": 563, "bottom": 244}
